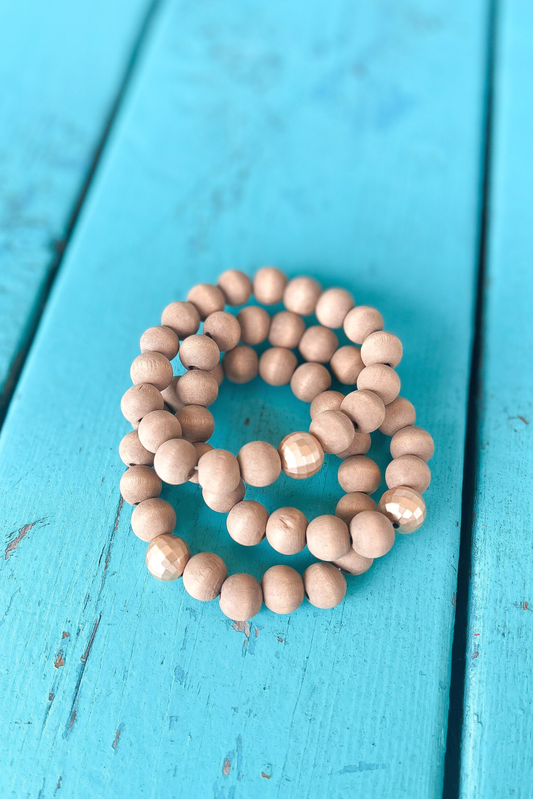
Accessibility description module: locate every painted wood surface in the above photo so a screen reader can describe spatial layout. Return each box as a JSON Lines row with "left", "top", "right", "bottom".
{"left": 460, "top": 1, "right": 533, "bottom": 795}
{"left": 0, "top": 1, "right": 490, "bottom": 797}
{"left": 0, "top": 0, "right": 156, "bottom": 414}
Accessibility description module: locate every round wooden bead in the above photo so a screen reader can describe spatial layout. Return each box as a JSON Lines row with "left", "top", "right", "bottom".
{"left": 119, "top": 430, "right": 154, "bottom": 466}
{"left": 306, "top": 515, "right": 351, "bottom": 561}
{"left": 350, "top": 510, "right": 395, "bottom": 558}
{"left": 268, "top": 311, "right": 306, "bottom": 349}
{"left": 219, "top": 573, "right": 263, "bottom": 621}
{"left": 138, "top": 410, "right": 182, "bottom": 453}
{"left": 279, "top": 432, "right": 324, "bottom": 479}
{"left": 130, "top": 352, "right": 173, "bottom": 391}
{"left": 379, "top": 396, "right": 416, "bottom": 436}
{"left": 290, "top": 363, "right": 332, "bottom": 403}
{"left": 227, "top": 500, "right": 269, "bottom": 546}
{"left": 336, "top": 431, "right": 372, "bottom": 459}
{"left": 161, "top": 301, "right": 200, "bottom": 339}
{"left": 335, "top": 492, "right": 378, "bottom": 524}
{"left": 187, "top": 283, "right": 225, "bottom": 319}
{"left": 390, "top": 426, "right": 434, "bottom": 462}
{"left": 262, "top": 566, "right": 305, "bottom": 614}
{"left": 378, "top": 486, "right": 426, "bottom": 533}
{"left": 209, "top": 361, "right": 224, "bottom": 386}
{"left": 361, "top": 331, "right": 403, "bottom": 368}
{"left": 309, "top": 410, "right": 354, "bottom": 455}
{"left": 160, "top": 376, "right": 185, "bottom": 412}
{"left": 283, "top": 276, "right": 321, "bottom": 316}
{"left": 120, "top": 465, "right": 162, "bottom": 505}
{"left": 330, "top": 345, "right": 364, "bottom": 384}
{"left": 217, "top": 269, "right": 252, "bottom": 306}
{"left": 338, "top": 455, "right": 381, "bottom": 494}
{"left": 176, "top": 369, "right": 218, "bottom": 407}
{"left": 236, "top": 306, "right": 271, "bottom": 345}
{"left": 343, "top": 306, "right": 384, "bottom": 344}
{"left": 183, "top": 552, "right": 228, "bottom": 601}
{"left": 266, "top": 507, "right": 308, "bottom": 555}
{"left": 202, "top": 480, "right": 245, "bottom": 513}
{"left": 154, "top": 438, "right": 198, "bottom": 485}
{"left": 121, "top": 384, "right": 165, "bottom": 428}
{"left": 222, "top": 345, "right": 258, "bottom": 384}
{"left": 340, "top": 389, "right": 385, "bottom": 433}
{"left": 146, "top": 534, "right": 190, "bottom": 581}
{"left": 357, "top": 364, "right": 401, "bottom": 405}
{"left": 298, "top": 325, "right": 338, "bottom": 363}
{"left": 140, "top": 325, "right": 179, "bottom": 360}
{"left": 333, "top": 548, "right": 374, "bottom": 576}
{"left": 131, "top": 498, "right": 176, "bottom": 542}
{"left": 303, "top": 563, "right": 346, "bottom": 609}
{"left": 179, "top": 334, "right": 220, "bottom": 371}
{"left": 385, "top": 455, "right": 431, "bottom": 494}
{"left": 197, "top": 449, "right": 241, "bottom": 494}
{"left": 237, "top": 441, "right": 281, "bottom": 487}
{"left": 253, "top": 266, "right": 287, "bottom": 305}
{"left": 203, "top": 311, "right": 241, "bottom": 351}
{"left": 189, "top": 442, "right": 213, "bottom": 483}
{"left": 175, "top": 405, "right": 215, "bottom": 442}
{"left": 310, "top": 390, "right": 344, "bottom": 419}
{"left": 259, "top": 347, "right": 298, "bottom": 386}
{"left": 315, "top": 287, "right": 354, "bottom": 329}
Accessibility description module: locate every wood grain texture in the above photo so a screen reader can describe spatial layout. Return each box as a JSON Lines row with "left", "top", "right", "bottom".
{"left": 0, "top": 1, "right": 490, "bottom": 796}
{"left": 460, "top": 1, "right": 533, "bottom": 794}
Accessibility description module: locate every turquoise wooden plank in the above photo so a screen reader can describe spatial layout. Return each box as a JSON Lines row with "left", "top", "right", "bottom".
{"left": 460, "top": 1, "right": 533, "bottom": 795}
{"left": 0, "top": 1, "right": 490, "bottom": 797}
{"left": 0, "top": 0, "right": 158, "bottom": 415}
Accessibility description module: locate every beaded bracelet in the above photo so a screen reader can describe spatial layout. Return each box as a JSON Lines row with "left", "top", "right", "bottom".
{"left": 119, "top": 267, "right": 434, "bottom": 620}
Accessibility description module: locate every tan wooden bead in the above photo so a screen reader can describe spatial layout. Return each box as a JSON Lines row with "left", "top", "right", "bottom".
{"left": 298, "top": 325, "right": 338, "bottom": 363}
{"left": 361, "top": 331, "right": 403, "bottom": 368}
{"left": 187, "top": 283, "right": 225, "bottom": 320}
{"left": 340, "top": 389, "right": 385, "bottom": 433}
{"left": 161, "top": 301, "right": 200, "bottom": 339}
{"left": 176, "top": 405, "right": 215, "bottom": 442}
{"left": 119, "top": 430, "right": 154, "bottom": 467}
{"left": 222, "top": 345, "right": 258, "bottom": 383}
{"left": 179, "top": 334, "right": 220, "bottom": 371}
{"left": 306, "top": 515, "right": 351, "bottom": 561}
{"left": 209, "top": 361, "right": 224, "bottom": 386}
{"left": 146, "top": 534, "right": 190, "bottom": 581}
{"left": 121, "top": 384, "right": 165, "bottom": 428}
{"left": 120, "top": 465, "right": 162, "bottom": 505}
{"left": 197, "top": 449, "right": 241, "bottom": 494}
{"left": 176, "top": 369, "right": 218, "bottom": 407}
{"left": 336, "top": 431, "right": 372, "bottom": 459}
{"left": 138, "top": 410, "right": 182, "bottom": 453}
{"left": 310, "top": 390, "right": 344, "bottom": 419}
{"left": 153, "top": 438, "right": 198, "bottom": 485}
{"left": 333, "top": 548, "right": 374, "bottom": 576}
{"left": 338, "top": 455, "right": 381, "bottom": 494}
{"left": 303, "top": 562, "right": 346, "bottom": 609}
{"left": 202, "top": 480, "right": 245, "bottom": 512}
{"left": 226, "top": 500, "right": 269, "bottom": 546}
{"left": 183, "top": 552, "right": 228, "bottom": 601}
{"left": 131, "top": 498, "right": 176, "bottom": 542}
{"left": 350, "top": 510, "right": 395, "bottom": 558}
{"left": 203, "top": 311, "right": 241, "bottom": 351}
{"left": 160, "top": 376, "right": 185, "bottom": 412}
{"left": 219, "top": 573, "right": 263, "bottom": 621}
{"left": 266, "top": 507, "right": 308, "bottom": 555}
{"left": 189, "top": 442, "right": 214, "bottom": 483}
{"left": 379, "top": 396, "right": 416, "bottom": 437}
{"left": 236, "top": 306, "right": 271, "bottom": 345}
{"left": 309, "top": 410, "right": 354, "bottom": 455}
{"left": 262, "top": 566, "right": 305, "bottom": 614}
{"left": 390, "top": 426, "right": 434, "bottom": 462}
{"left": 343, "top": 305, "right": 384, "bottom": 344}
{"left": 140, "top": 325, "right": 179, "bottom": 361}
{"left": 237, "top": 441, "right": 281, "bottom": 487}
{"left": 253, "top": 266, "right": 287, "bottom": 305}
{"left": 217, "top": 269, "right": 252, "bottom": 306}
{"left": 335, "top": 492, "right": 378, "bottom": 524}
{"left": 283, "top": 275, "right": 321, "bottom": 316}
{"left": 259, "top": 347, "right": 298, "bottom": 386}
{"left": 357, "top": 364, "right": 401, "bottom": 405}
{"left": 385, "top": 455, "right": 431, "bottom": 494}
{"left": 315, "top": 287, "right": 354, "bottom": 329}
{"left": 268, "top": 311, "right": 306, "bottom": 349}
{"left": 330, "top": 345, "right": 364, "bottom": 384}
{"left": 290, "top": 363, "right": 332, "bottom": 403}
{"left": 130, "top": 352, "right": 173, "bottom": 391}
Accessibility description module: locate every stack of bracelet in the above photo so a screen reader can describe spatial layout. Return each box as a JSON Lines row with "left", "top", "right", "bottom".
{"left": 119, "top": 267, "right": 434, "bottom": 621}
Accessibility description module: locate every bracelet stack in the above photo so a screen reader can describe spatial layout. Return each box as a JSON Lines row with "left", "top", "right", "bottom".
{"left": 119, "top": 267, "right": 434, "bottom": 621}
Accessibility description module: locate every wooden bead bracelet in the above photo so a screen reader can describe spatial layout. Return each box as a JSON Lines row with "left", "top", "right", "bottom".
{"left": 119, "top": 267, "right": 434, "bottom": 621}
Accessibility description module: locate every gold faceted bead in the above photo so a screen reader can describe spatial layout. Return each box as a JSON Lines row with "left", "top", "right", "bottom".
{"left": 278, "top": 432, "right": 324, "bottom": 479}
{"left": 145, "top": 534, "right": 190, "bottom": 581}
{"left": 378, "top": 486, "right": 426, "bottom": 534}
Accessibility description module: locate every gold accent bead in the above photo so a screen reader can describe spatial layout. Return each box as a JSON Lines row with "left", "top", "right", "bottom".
{"left": 145, "top": 534, "right": 190, "bottom": 581}
{"left": 378, "top": 486, "right": 426, "bottom": 533}
{"left": 278, "top": 432, "right": 324, "bottom": 479}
